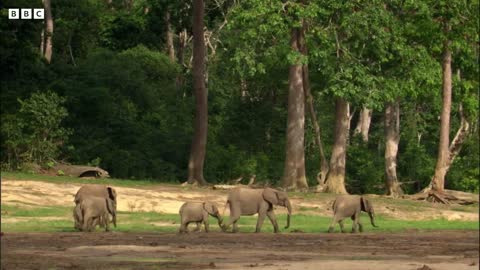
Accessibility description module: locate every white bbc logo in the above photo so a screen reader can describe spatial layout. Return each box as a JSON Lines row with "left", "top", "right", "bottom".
{"left": 8, "top": 8, "right": 44, "bottom": 20}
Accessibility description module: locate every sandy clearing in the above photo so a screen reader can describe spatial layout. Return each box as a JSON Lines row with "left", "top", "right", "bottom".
{"left": 1, "top": 179, "right": 478, "bottom": 221}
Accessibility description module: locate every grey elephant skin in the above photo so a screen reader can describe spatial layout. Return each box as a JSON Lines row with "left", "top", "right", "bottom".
{"left": 328, "top": 195, "right": 378, "bottom": 233}
{"left": 178, "top": 202, "right": 223, "bottom": 233}
{"left": 74, "top": 185, "right": 117, "bottom": 230}
{"left": 222, "top": 187, "right": 292, "bottom": 233}
{"left": 78, "top": 197, "right": 116, "bottom": 232}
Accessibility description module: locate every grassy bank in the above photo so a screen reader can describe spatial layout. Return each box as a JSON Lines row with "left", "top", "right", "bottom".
{"left": 2, "top": 204, "right": 478, "bottom": 233}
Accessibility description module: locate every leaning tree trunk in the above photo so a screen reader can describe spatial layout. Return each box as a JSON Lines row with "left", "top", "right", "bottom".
{"left": 428, "top": 30, "right": 452, "bottom": 193}
{"left": 165, "top": 10, "right": 175, "bottom": 63}
{"left": 186, "top": 0, "right": 208, "bottom": 186}
{"left": 384, "top": 101, "right": 403, "bottom": 197}
{"left": 43, "top": 0, "right": 53, "bottom": 63}
{"left": 324, "top": 98, "right": 349, "bottom": 194}
{"left": 354, "top": 107, "right": 372, "bottom": 143}
{"left": 299, "top": 21, "right": 329, "bottom": 189}
{"left": 282, "top": 27, "right": 308, "bottom": 190}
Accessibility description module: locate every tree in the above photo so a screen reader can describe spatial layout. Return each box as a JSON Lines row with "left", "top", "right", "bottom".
{"left": 186, "top": 0, "right": 208, "bottom": 185}
{"left": 384, "top": 101, "right": 403, "bottom": 196}
{"left": 42, "top": 0, "right": 53, "bottom": 63}
{"left": 353, "top": 107, "right": 372, "bottom": 143}
{"left": 282, "top": 26, "right": 308, "bottom": 190}
{"left": 324, "top": 98, "right": 349, "bottom": 194}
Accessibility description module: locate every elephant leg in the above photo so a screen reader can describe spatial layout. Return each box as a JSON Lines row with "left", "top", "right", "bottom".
{"left": 351, "top": 214, "right": 359, "bottom": 233}
{"left": 223, "top": 206, "right": 241, "bottom": 233}
{"left": 232, "top": 221, "right": 239, "bottom": 233}
{"left": 203, "top": 219, "right": 210, "bottom": 233}
{"left": 255, "top": 212, "right": 267, "bottom": 233}
{"left": 104, "top": 214, "right": 111, "bottom": 232}
{"left": 266, "top": 210, "right": 279, "bottom": 233}
{"left": 179, "top": 220, "right": 188, "bottom": 233}
{"left": 192, "top": 222, "right": 201, "bottom": 232}
{"left": 339, "top": 220, "right": 346, "bottom": 233}
{"left": 328, "top": 215, "right": 339, "bottom": 233}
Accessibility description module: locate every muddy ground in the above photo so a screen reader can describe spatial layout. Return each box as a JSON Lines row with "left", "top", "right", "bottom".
{"left": 1, "top": 230, "right": 478, "bottom": 270}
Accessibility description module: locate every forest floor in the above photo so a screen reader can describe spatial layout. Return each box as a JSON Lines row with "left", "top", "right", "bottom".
{"left": 1, "top": 175, "right": 479, "bottom": 269}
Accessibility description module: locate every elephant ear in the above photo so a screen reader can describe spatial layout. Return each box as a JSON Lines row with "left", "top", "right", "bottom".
{"left": 203, "top": 202, "right": 217, "bottom": 215}
{"left": 262, "top": 188, "right": 279, "bottom": 205}
{"left": 360, "top": 197, "right": 372, "bottom": 212}
{"left": 107, "top": 187, "right": 117, "bottom": 201}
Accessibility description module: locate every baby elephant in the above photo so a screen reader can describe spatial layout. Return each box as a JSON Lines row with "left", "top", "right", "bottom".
{"left": 179, "top": 202, "right": 222, "bottom": 233}
{"left": 328, "top": 195, "right": 378, "bottom": 233}
{"left": 79, "top": 197, "right": 116, "bottom": 232}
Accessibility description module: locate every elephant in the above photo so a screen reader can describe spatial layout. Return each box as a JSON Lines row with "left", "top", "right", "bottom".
{"left": 178, "top": 202, "right": 223, "bottom": 233}
{"left": 74, "top": 185, "right": 117, "bottom": 229}
{"left": 78, "top": 197, "right": 116, "bottom": 232}
{"left": 328, "top": 195, "right": 378, "bottom": 233}
{"left": 73, "top": 203, "right": 105, "bottom": 230}
{"left": 221, "top": 187, "right": 292, "bottom": 233}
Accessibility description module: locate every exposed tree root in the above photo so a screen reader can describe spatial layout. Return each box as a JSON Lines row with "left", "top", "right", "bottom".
{"left": 410, "top": 189, "right": 477, "bottom": 205}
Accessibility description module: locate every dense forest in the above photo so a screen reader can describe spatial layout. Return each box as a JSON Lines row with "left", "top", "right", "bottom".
{"left": 1, "top": 0, "right": 478, "bottom": 195}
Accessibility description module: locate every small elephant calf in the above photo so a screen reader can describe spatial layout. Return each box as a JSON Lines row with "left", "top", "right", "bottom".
{"left": 78, "top": 197, "right": 116, "bottom": 232}
{"left": 178, "top": 202, "right": 223, "bottom": 233}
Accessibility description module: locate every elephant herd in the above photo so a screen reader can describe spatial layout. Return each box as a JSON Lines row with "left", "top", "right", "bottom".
{"left": 73, "top": 185, "right": 377, "bottom": 233}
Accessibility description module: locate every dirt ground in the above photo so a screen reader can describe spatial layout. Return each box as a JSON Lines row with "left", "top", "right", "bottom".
{"left": 1, "top": 231, "right": 479, "bottom": 270}
{"left": 1, "top": 179, "right": 479, "bottom": 269}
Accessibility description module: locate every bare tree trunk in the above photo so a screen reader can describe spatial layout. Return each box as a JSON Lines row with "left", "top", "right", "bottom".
{"left": 165, "top": 11, "right": 175, "bottom": 63}
{"left": 186, "top": 0, "right": 208, "bottom": 186}
{"left": 40, "top": 28, "right": 45, "bottom": 55}
{"left": 354, "top": 107, "right": 372, "bottom": 142}
{"left": 282, "top": 27, "right": 308, "bottom": 190}
{"left": 299, "top": 21, "right": 328, "bottom": 189}
{"left": 177, "top": 29, "right": 187, "bottom": 93}
{"left": 43, "top": 0, "right": 53, "bottom": 63}
{"left": 384, "top": 101, "right": 403, "bottom": 197}
{"left": 428, "top": 28, "right": 452, "bottom": 193}
{"left": 324, "top": 98, "right": 349, "bottom": 194}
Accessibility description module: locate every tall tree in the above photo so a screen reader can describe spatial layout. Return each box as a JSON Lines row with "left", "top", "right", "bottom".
{"left": 353, "top": 107, "right": 372, "bottom": 143}
{"left": 384, "top": 101, "right": 403, "bottom": 196}
{"left": 42, "top": 0, "right": 53, "bottom": 63}
{"left": 324, "top": 98, "right": 349, "bottom": 194}
{"left": 186, "top": 0, "right": 208, "bottom": 185}
{"left": 165, "top": 10, "right": 175, "bottom": 62}
{"left": 282, "top": 25, "right": 308, "bottom": 190}
{"left": 430, "top": 27, "right": 452, "bottom": 193}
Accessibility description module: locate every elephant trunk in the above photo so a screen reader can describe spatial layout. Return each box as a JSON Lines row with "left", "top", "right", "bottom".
{"left": 285, "top": 199, "right": 292, "bottom": 229}
{"left": 369, "top": 211, "right": 378, "bottom": 227}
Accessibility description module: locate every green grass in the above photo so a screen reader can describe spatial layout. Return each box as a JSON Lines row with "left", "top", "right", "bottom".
{"left": 3, "top": 204, "right": 477, "bottom": 233}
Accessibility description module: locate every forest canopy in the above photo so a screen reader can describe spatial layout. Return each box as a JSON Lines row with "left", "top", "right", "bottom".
{"left": 0, "top": 0, "right": 478, "bottom": 194}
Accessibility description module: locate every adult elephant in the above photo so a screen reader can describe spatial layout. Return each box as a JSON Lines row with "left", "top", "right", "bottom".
{"left": 74, "top": 185, "right": 117, "bottom": 228}
{"left": 221, "top": 187, "right": 292, "bottom": 233}
{"left": 328, "top": 195, "right": 377, "bottom": 233}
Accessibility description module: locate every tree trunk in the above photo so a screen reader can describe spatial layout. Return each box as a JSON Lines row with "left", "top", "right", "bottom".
{"left": 429, "top": 29, "right": 452, "bottom": 193}
{"left": 186, "top": 0, "right": 208, "bottom": 185}
{"left": 354, "top": 107, "right": 372, "bottom": 142}
{"left": 282, "top": 27, "right": 308, "bottom": 190}
{"left": 43, "top": 0, "right": 53, "bottom": 63}
{"left": 324, "top": 98, "right": 349, "bottom": 194}
{"left": 165, "top": 11, "right": 175, "bottom": 63}
{"left": 384, "top": 101, "right": 403, "bottom": 197}
{"left": 177, "top": 28, "right": 187, "bottom": 92}
{"left": 299, "top": 21, "right": 328, "bottom": 188}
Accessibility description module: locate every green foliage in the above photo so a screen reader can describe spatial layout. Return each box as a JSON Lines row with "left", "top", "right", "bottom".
{"left": 0, "top": 0, "right": 478, "bottom": 193}
{"left": 346, "top": 137, "right": 384, "bottom": 194}
{"left": 1, "top": 91, "right": 70, "bottom": 169}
